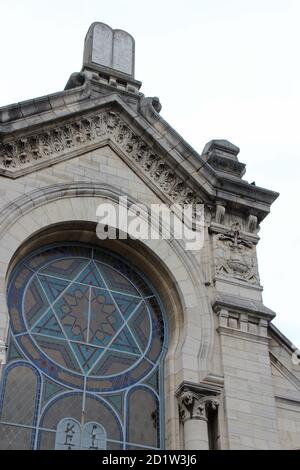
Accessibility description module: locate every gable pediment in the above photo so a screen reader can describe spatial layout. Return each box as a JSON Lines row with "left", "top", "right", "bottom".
{"left": 0, "top": 95, "right": 207, "bottom": 208}
{"left": 0, "top": 90, "right": 279, "bottom": 223}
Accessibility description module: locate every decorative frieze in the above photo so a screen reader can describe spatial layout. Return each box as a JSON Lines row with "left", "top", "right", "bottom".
{"left": 0, "top": 111, "right": 202, "bottom": 207}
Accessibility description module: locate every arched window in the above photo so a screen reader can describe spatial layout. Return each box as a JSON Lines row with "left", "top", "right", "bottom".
{"left": 0, "top": 243, "right": 167, "bottom": 449}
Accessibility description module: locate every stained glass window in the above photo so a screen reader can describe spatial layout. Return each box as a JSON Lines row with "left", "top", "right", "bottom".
{"left": 0, "top": 244, "right": 167, "bottom": 449}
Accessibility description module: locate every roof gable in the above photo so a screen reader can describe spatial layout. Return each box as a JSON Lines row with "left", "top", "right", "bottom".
{"left": 0, "top": 95, "right": 207, "bottom": 210}
{"left": 0, "top": 90, "right": 278, "bottom": 223}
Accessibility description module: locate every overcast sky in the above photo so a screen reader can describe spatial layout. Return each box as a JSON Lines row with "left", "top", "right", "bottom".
{"left": 0, "top": 0, "right": 299, "bottom": 347}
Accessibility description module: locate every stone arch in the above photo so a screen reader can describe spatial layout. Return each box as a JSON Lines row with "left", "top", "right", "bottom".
{"left": 0, "top": 182, "right": 214, "bottom": 449}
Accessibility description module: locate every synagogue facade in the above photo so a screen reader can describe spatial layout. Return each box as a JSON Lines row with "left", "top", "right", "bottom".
{"left": 0, "top": 22, "right": 299, "bottom": 450}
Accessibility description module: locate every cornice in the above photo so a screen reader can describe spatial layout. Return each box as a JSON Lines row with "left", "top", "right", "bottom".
{"left": 139, "top": 98, "right": 279, "bottom": 222}
{"left": 213, "top": 293, "right": 276, "bottom": 320}
{"left": 269, "top": 323, "right": 300, "bottom": 353}
{"left": 270, "top": 351, "right": 300, "bottom": 392}
{"left": 0, "top": 83, "right": 91, "bottom": 130}
{"left": 175, "top": 380, "right": 222, "bottom": 397}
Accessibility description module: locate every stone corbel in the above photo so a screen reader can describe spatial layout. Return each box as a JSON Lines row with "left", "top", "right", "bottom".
{"left": 247, "top": 214, "right": 258, "bottom": 233}
{"left": 218, "top": 308, "right": 229, "bottom": 328}
{"left": 215, "top": 204, "right": 226, "bottom": 225}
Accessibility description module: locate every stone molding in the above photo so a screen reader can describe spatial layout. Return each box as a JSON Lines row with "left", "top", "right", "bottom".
{"left": 213, "top": 294, "right": 275, "bottom": 320}
{"left": 270, "top": 352, "right": 300, "bottom": 392}
{"left": 0, "top": 182, "right": 138, "bottom": 234}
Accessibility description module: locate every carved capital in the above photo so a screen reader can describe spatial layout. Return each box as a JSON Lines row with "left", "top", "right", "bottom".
{"left": 178, "top": 389, "right": 220, "bottom": 423}
{"left": 202, "top": 397, "right": 219, "bottom": 411}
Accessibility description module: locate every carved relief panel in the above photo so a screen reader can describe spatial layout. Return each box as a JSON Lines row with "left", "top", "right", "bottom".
{"left": 212, "top": 222, "right": 260, "bottom": 285}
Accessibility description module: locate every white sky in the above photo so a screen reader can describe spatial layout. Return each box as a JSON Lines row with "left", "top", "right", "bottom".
{"left": 0, "top": 0, "right": 299, "bottom": 347}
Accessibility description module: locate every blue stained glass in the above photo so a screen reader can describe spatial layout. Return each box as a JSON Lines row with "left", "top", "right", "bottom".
{"left": 76, "top": 262, "right": 106, "bottom": 289}
{"left": 89, "top": 287, "right": 124, "bottom": 347}
{"left": 110, "top": 327, "right": 140, "bottom": 355}
{"left": 52, "top": 283, "right": 90, "bottom": 343}
{"left": 111, "top": 292, "right": 141, "bottom": 319}
{"left": 71, "top": 343, "right": 105, "bottom": 373}
{"left": 37, "top": 275, "right": 69, "bottom": 304}
{"left": 32, "top": 309, "right": 65, "bottom": 339}
{"left": 1, "top": 243, "right": 167, "bottom": 450}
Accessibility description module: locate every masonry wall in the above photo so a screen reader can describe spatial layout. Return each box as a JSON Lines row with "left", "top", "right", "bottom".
{"left": 270, "top": 336, "right": 300, "bottom": 449}
{"left": 218, "top": 316, "right": 281, "bottom": 449}
{"left": 275, "top": 399, "right": 300, "bottom": 449}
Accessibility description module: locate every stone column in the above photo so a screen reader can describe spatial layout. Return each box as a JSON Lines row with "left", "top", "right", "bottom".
{"left": 178, "top": 389, "right": 219, "bottom": 450}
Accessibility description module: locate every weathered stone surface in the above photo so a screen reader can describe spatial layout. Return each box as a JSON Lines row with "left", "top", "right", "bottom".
{"left": 83, "top": 22, "right": 135, "bottom": 76}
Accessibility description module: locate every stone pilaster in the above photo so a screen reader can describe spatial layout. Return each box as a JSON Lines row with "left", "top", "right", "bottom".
{"left": 206, "top": 163, "right": 281, "bottom": 448}
{"left": 214, "top": 303, "right": 280, "bottom": 449}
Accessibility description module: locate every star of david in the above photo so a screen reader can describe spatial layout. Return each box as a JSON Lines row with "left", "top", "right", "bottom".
{"left": 27, "top": 259, "right": 148, "bottom": 375}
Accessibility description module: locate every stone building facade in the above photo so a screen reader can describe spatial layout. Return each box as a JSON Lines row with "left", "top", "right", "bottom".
{"left": 0, "top": 22, "right": 299, "bottom": 450}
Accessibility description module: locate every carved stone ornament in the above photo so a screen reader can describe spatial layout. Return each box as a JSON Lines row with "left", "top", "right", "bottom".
{"left": 0, "top": 111, "right": 202, "bottom": 207}
{"left": 178, "top": 390, "right": 219, "bottom": 423}
{"left": 214, "top": 223, "right": 259, "bottom": 284}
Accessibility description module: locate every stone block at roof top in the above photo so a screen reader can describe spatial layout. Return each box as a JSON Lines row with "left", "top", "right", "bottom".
{"left": 83, "top": 22, "right": 135, "bottom": 77}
